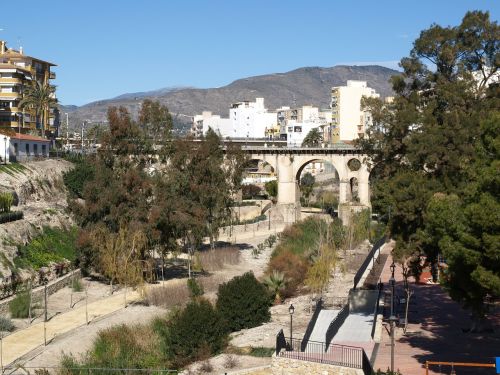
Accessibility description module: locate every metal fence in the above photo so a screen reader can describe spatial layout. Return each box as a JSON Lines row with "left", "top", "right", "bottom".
{"left": 353, "top": 236, "right": 386, "bottom": 289}
{"left": 371, "top": 281, "right": 384, "bottom": 339}
{"left": 325, "top": 303, "right": 349, "bottom": 349}
{"left": 277, "top": 336, "right": 366, "bottom": 370}
{"left": 300, "top": 298, "right": 323, "bottom": 351}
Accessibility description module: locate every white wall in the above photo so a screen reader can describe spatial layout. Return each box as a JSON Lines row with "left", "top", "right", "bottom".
{"left": 230, "top": 98, "right": 276, "bottom": 138}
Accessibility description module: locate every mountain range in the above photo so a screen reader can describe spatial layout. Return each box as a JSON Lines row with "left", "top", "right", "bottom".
{"left": 60, "top": 65, "right": 399, "bottom": 134}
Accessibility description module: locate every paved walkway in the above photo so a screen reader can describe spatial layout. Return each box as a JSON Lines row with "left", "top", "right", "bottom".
{"left": 374, "top": 253, "right": 500, "bottom": 374}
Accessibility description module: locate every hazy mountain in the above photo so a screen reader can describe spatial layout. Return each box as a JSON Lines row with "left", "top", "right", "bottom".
{"left": 60, "top": 65, "right": 399, "bottom": 133}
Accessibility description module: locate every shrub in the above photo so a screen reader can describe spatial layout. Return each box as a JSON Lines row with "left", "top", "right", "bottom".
{"left": 187, "top": 278, "right": 204, "bottom": 299}
{"left": 61, "top": 323, "right": 166, "bottom": 370}
{"left": 71, "top": 277, "right": 83, "bottom": 292}
{"left": 264, "top": 180, "right": 277, "bottom": 198}
{"left": 0, "top": 211, "right": 23, "bottom": 224}
{"left": 223, "top": 354, "right": 239, "bottom": 369}
{"left": 14, "top": 226, "right": 78, "bottom": 270}
{"left": 216, "top": 272, "right": 271, "bottom": 332}
{"left": 63, "top": 158, "right": 95, "bottom": 198}
{"left": 145, "top": 280, "right": 190, "bottom": 308}
{"left": 198, "top": 360, "right": 213, "bottom": 373}
{"left": 242, "top": 184, "right": 261, "bottom": 199}
{"left": 198, "top": 247, "right": 240, "bottom": 272}
{"left": 267, "top": 249, "right": 309, "bottom": 297}
{"left": 0, "top": 192, "right": 13, "bottom": 213}
{"left": 9, "top": 290, "right": 31, "bottom": 318}
{"left": 154, "top": 299, "right": 229, "bottom": 368}
{"left": 0, "top": 316, "right": 15, "bottom": 332}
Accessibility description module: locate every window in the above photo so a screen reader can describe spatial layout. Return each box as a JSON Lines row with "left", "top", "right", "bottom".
{"left": 42, "top": 144, "right": 47, "bottom": 156}
{"left": 288, "top": 127, "right": 293, "bottom": 133}
{"left": 14, "top": 143, "right": 18, "bottom": 155}
{"left": 294, "top": 126, "right": 302, "bottom": 133}
{"left": 34, "top": 144, "right": 38, "bottom": 156}
{"left": 25, "top": 143, "right": 30, "bottom": 155}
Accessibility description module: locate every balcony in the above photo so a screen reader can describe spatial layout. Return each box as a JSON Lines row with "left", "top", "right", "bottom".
{"left": 0, "top": 77, "right": 22, "bottom": 84}
{"left": 49, "top": 71, "right": 56, "bottom": 79}
{"left": 0, "top": 92, "right": 21, "bottom": 98}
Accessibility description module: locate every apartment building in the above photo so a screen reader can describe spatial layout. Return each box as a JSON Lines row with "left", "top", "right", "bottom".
{"left": 191, "top": 111, "right": 232, "bottom": 138}
{"left": 330, "top": 80, "right": 379, "bottom": 142}
{"left": 192, "top": 98, "right": 277, "bottom": 139}
{"left": 277, "top": 105, "right": 330, "bottom": 146}
{"left": 230, "top": 98, "right": 276, "bottom": 139}
{"left": 0, "top": 40, "right": 58, "bottom": 136}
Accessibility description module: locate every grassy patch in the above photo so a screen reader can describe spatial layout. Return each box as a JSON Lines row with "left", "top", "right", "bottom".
{"left": 14, "top": 226, "right": 78, "bottom": 270}
{"left": 9, "top": 290, "right": 31, "bottom": 318}
{"left": 0, "top": 163, "right": 28, "bottom": 177}
{"left": 248, "top": 347, "right": 275, "bottom": 357}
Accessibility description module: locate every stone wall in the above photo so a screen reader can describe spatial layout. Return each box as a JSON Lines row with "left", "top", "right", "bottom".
{"left": 0, "top": 269, "right": 81, "bottom": 315}
{"left": 271, "top": 356, "right": 364, "bottom": 375}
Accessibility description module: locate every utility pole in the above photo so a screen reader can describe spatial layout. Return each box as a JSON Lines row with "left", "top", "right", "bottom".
{"left": 389, "top": 262, "right": 397, "bottom": 372}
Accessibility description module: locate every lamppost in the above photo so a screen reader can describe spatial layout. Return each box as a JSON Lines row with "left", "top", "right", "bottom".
{"left": 43, "top": 277, "right": 48, "bottom": 346}
{"left": 389, "top": 261, "right": 397, "bottom": 372}
{"left": 288, "top": 304, "right": 295, "bottom": 349}
{"left": 3, "top": 136, "right": 6, "bottom": 165}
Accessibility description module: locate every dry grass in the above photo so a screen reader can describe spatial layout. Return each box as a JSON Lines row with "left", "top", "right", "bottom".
{"left": 199, "top": 274, "right": 230, "bottom": 294}
{"left": 144, "top": 280, "right": 190, "bottom": 308}
{"left": 199, "top": 247, "right": 241, "bottom": 272}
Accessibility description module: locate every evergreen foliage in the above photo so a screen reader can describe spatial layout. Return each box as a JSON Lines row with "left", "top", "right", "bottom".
{"left": 358, "top": 11, "right": 499, "bottom": 322}
{"left": 216, "top": 272, "right": 271, "bottom": 331}
{"left": 155, "top": 299, "right": 229, "bottom": 368}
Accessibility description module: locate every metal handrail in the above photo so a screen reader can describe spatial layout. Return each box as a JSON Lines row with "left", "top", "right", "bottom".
{"left": 300, "top": 297, "right": 323, "bottom": 351}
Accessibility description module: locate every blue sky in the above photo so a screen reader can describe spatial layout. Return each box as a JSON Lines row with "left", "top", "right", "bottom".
{"left": 1, "top": 0, "right": 498, "bottom": 105}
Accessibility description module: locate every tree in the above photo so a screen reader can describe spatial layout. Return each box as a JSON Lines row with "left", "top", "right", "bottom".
{"left": 263, "top": 270, "right": 286, "bottom": 304}
{"left": 300, "top": 172, "right": 315, "bottom": 205}
{"left": 242, "top": 184, "right": 261, "bottom": 199}
{"left": 20, "top": 80, "right": 57, "bottom": 137}
{"left": 265, "top": 180, "right": 278, "bottom": 200}
{"left": 358, "top": 11, "right": 499, "bottom": 325}
{"left": 301, "top": 128, "right": 323, "bottom": 147}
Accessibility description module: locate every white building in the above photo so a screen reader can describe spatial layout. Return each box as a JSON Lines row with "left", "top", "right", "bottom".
{"left": 191, "top": 111, "right": 232, "bottom": 138}
{"left": 330, "top": 80, "right": 380, "bottom": 141}
{"left": 278, "top": 105, "right": 329, "bottom": 147}
{"left": 0, "top": 132, "right": 51, "bottom": 162}
{"left": 230, "top": 98, "right": 276, "bottom": 139}
{"left": 192, "top": 98, "right": 277, "bottom": 139}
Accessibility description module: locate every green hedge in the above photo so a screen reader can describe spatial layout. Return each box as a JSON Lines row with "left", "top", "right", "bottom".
{"left": 0, "top": 211, "right": 23, "bottom": 224}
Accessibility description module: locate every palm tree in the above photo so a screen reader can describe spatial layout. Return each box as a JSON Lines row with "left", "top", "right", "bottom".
{"left": 19, "top": 80, "right": 57, "bottom": 137}
{"left": 264, "top": 270, "right": 286, "bottom": 304}
{"left": 301, "top": 128, "right": 323, "bottom": 147}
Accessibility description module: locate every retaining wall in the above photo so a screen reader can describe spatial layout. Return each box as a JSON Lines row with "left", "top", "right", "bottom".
{"left": 272, "top": 356, "right": 364, "bottom": 375}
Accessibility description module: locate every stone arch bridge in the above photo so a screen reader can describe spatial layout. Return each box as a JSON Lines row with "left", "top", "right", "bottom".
{"left": 241, "top": 145, "right": 372, "bottom": 223}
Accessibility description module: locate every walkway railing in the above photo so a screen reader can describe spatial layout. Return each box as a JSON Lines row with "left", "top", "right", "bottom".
{"left": 300, "top": 297, "right": 323, "bottom": 351}
{"left": 276, "top": 335, "right": 373, "bottom": 374}
{"left": 325, "top": 303, "right": 349, "bottom": 349}
{"left": 353, "top": 236, "right": 386, "bottom": 289}
{"left": 371, "top": 281, "right": 384, "bottom": 339}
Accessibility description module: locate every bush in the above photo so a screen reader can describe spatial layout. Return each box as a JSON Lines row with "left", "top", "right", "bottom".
{"left": 198, "top": 247, "right": 240, "bottom": 271}
{"left": 223, "top": 354, "right": 239, "bottom": 369}
{"left": 145, "top": 280, "right": 190, "bottom": 308}
{"left": 154, "top": 299, "right": 229, "bottom": 368}
{"left": 264, "top": 180, "right": 277, "bottom": 199}
{"left": 63, "top": 158, "right": 95, "bottom": 198}
{"left": 71, "top": 277, "right": 83, "bottom": 292}
{"left": 0, "top": 192, "right": 13, "bottom": 213}
{"left": 0, "top": 210, "right": 23, "bottom": 224}
{"left": 9, "top": 290, "right": 31, "bottom": 318}
{"left": 242, "top": 184, "right": 261, "bottom": 200}
{"left": 61, "top": 323, "right": 166, "bottom": 370}
{"left": 216, "top": 272, "right": 271, "bottom": 332}
{"left": 187, "top": 278, "right": 204, "bottom": 299}
{"left": 14, "top": 226, "right": 78, "bottom": 270}
{"left": 267, "top": 249, "right": 309, "bottom": 297}
{"left": 0, "top": 316, "right": 15, "bottom": 332}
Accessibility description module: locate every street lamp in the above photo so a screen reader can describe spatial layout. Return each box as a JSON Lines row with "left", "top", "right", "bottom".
{"left": 3, "top": 136, "right": 6, "bottom": 165}
{"left": 288, "top": 304, "right": 295, "bottom": 348}
{"left": 389, "top": 261, "right": 397, "bottom": 372}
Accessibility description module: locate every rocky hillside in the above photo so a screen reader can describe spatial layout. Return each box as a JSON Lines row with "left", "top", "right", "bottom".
{"left": 62, "top": 65, "right": 399, "bottom": 132}
{"left": 0, "top": 160, "right": 74, "bottom": 279}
